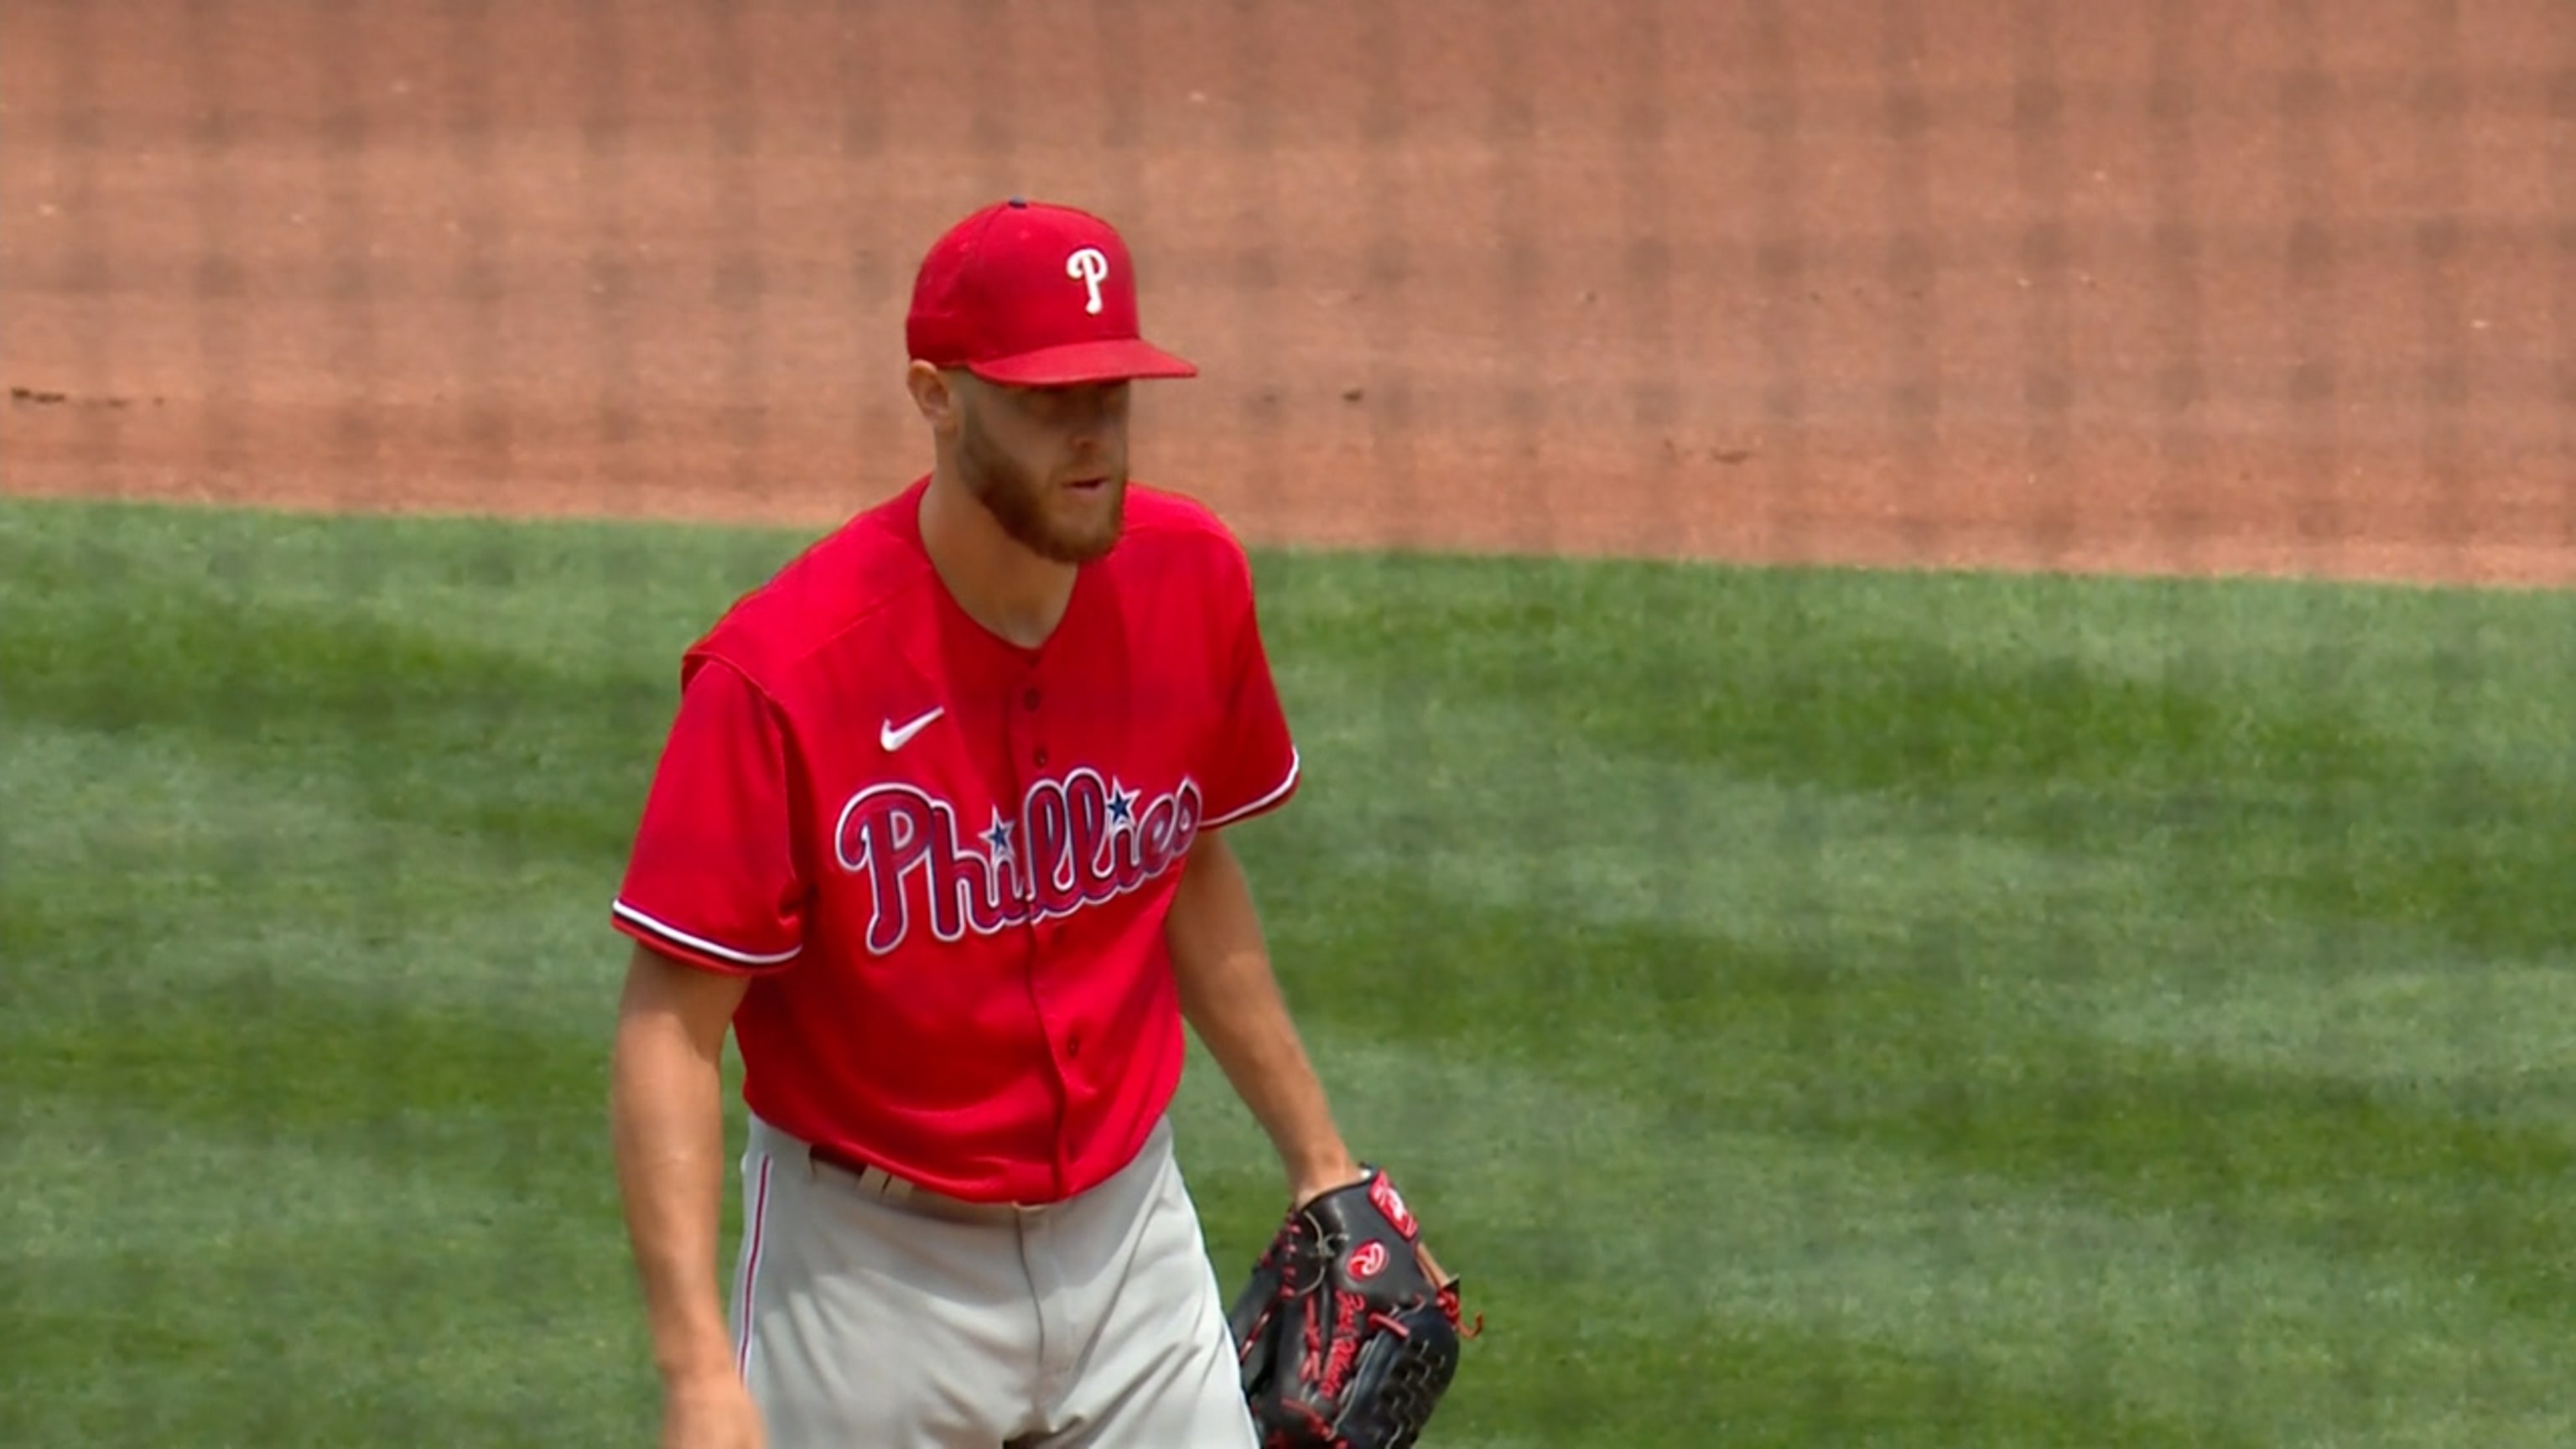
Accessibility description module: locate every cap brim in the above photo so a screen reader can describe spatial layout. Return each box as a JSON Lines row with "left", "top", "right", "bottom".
{"left": 965, "top": 338, "right": 1199, "bottom": 387}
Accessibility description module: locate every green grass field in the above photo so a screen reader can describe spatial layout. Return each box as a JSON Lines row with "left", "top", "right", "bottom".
{"left": 5, "top": 496, "right": 2573, "bottom": 1446}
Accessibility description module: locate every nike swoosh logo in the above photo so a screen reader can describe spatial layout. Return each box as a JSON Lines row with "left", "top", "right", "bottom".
{"left": 879, "top": 707, "right": 945, "bottom": 751}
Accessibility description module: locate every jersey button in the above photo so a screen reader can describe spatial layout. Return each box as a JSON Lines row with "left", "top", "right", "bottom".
{"left": 1034, "top": 746, "right": 1050, "bottom": 768}
{"left": 1023, "top": 688, "right": 1041, "bottom": 710}
{"left": 1066, "top": 1035, "right": 1083, "bottom": 1059}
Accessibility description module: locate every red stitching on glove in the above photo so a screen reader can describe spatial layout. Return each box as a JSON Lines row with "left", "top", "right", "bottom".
{"left": 1320, "top": 1293, "right": 1366, "bottom": 1394}
{"left": 1438, "top": 1284, "right": 1485, "bottom": 1338}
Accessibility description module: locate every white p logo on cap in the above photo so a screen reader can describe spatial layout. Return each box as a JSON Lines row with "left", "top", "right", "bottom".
{"left": 1066, "top": 247, "right": 1109, "bottom": 315}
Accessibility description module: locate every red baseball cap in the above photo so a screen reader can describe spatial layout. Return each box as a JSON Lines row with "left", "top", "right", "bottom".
{"left": 904, "top": 198, "right": 1199, "bottom": 387}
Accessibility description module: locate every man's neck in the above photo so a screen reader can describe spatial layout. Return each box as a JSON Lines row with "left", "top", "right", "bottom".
{"left": 917, "top": 467, "right": 1078, "bottom": 650}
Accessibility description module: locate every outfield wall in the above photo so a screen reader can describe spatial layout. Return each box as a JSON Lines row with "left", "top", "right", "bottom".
{"left": 2, "top": 0, "right": 2567, "bottom": 584}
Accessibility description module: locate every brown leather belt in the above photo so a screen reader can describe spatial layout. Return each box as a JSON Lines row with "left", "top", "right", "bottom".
{"left": 805, "top": 1142, "right": 1039, "bottom": 1224}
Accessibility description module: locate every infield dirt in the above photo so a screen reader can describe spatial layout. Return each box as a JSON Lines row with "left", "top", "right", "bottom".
{"left": 4, "top": 0, "right": 2567, "bottom": 586}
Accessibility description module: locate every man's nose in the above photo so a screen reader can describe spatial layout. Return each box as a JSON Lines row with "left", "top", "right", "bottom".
{"left": 1066, "top": 391, "right": 1122, "bottom": 439}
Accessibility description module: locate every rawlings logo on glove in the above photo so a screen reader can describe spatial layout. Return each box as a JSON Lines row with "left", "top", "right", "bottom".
{"left": 1227, "top": 1166, "right": 1479, "bottom": 1448}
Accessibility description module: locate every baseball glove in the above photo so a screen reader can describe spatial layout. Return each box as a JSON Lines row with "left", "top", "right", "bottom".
{"left": 1226, "top": 1166, "right": 1479, "bottom": 1448}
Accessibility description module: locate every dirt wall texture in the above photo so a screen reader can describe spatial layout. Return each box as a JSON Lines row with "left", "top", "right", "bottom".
{"left": 3, "top": 0, "right": 2568, "bottom": 585}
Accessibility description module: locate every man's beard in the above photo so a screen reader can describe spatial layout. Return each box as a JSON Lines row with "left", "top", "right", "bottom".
{"left": 957, "top": 413, "right": 1124, "bottom": 564}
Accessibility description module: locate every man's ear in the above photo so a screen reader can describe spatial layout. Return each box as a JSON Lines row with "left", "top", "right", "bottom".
{"left": 906, "top": 361, "right": 963, "bottom": 434}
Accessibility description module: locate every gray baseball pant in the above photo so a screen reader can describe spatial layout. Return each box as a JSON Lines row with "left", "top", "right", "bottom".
{"left": 731, "top": 1112, "right": 1261, "bottom": 1448}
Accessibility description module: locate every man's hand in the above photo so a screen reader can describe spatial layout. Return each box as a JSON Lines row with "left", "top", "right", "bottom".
{"left": 662, "top": 1368, "right": 766, "bottom": 1449}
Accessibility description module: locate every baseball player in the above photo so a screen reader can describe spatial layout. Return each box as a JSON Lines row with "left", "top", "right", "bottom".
{"left": 606, "top": 198, "right": 1363, "bottom": 1448}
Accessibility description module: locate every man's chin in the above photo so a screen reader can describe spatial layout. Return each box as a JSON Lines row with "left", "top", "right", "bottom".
{"left": 1043, "top": 517, "right": 1124, "bottom": 564}
{"left": 1046, "top": 481, "right": 1126, "bottom": 563}
{"left": 1008, "top": 501, "right": 1124, "bottom": 565}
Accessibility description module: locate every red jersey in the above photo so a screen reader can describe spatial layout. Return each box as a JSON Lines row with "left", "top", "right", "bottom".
{"left": 611, "top": 475, "right": 1301, "bottom": 1204}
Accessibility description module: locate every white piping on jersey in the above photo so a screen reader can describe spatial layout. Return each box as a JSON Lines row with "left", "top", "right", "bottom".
{"left": 613, "top": 899, "right": 802, "bottom": 967}
{"left": 1202, "top": 748, "right": 1301, "bottom": 830}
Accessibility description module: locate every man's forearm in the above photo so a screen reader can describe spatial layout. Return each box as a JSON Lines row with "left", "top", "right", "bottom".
{"left": 1166, "top": 832, "right": 1362, "bottom": 1203}
{"left": 610, "top": 975, "right": 740, "bottom": 1384}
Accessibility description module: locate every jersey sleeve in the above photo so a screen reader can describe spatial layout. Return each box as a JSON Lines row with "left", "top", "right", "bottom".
{"left": 610, "top": 656, "right": 809, "bottom": 974}
{"left": 1198, "top": 556, "right": 1302, "bottom": 829}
